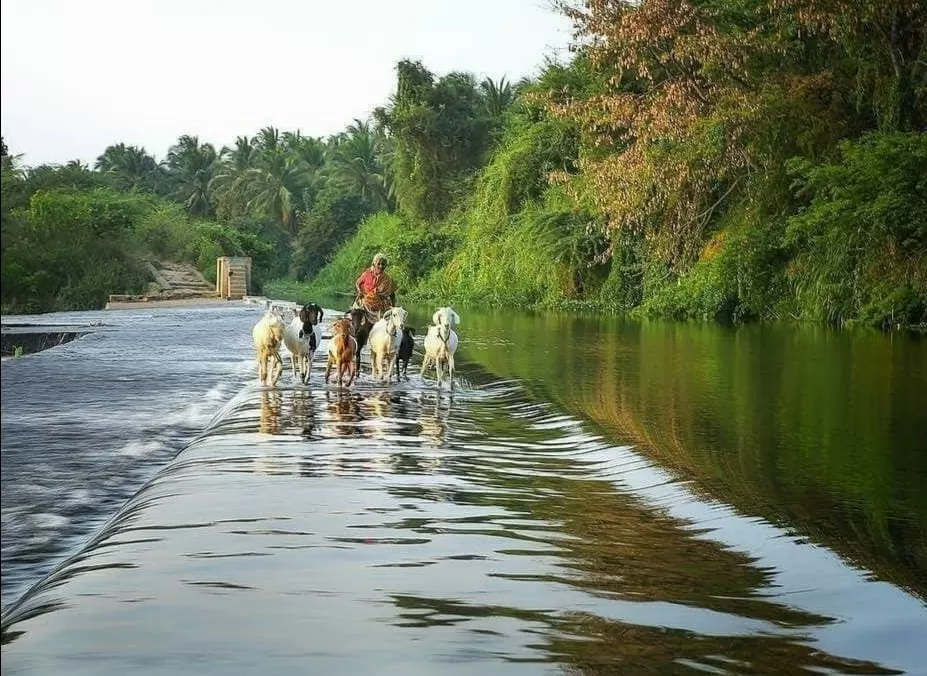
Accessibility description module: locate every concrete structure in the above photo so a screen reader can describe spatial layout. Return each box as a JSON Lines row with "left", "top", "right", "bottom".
{"left": 105, "top": 261, "right": 219, "bottom": 309}
{"left": 216, "top": 257, "right": 252, "bottom": 300}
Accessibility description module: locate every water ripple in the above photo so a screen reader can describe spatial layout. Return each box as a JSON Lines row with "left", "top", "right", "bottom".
{"left": 2, "top": 305, "right": 924, "bottom": 675}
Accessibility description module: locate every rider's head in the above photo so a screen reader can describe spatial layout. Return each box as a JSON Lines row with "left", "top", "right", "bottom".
{"left": 373, "top": 253, "right": 388, "bottom": 270}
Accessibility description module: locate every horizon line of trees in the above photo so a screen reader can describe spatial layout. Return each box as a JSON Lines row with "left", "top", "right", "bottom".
{"left": 2, "top": 68, "right": 527, "bottom": 283}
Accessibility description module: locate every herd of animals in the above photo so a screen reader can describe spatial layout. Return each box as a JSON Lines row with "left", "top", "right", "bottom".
{"left": 251, "top": 303, "right": 462, "bottom": 390}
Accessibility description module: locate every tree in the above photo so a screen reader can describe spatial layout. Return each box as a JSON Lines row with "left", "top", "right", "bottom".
{"left": 327, "top": 119, "right": 393, "bottom": 212}
{"left": 95, "top": 143, "right": 162, "bottom": 192}
{"left": 374, "top": 60, "right": 493, "bottom": 221}
{"left": 165, "top": 135, "right": 218, "bottom": 216}
{"left": 292, "top": 190, "right": 371, "bottom": 279}
{"left": 480, "top": 77, "right": 515, "bottom": 118}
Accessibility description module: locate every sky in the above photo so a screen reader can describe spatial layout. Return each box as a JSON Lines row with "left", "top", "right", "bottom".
{"left": 1, "top": 0, "right": 573, "bottom": 168}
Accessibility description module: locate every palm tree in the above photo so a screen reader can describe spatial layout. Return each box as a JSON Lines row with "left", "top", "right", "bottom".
{"left": 210, "top": 136, "right": 256, "bottom": 218}
{"left": 327, "top": 119, "right": 393, "bottom": 211}
{"left": 165, "top": 135, "right": 218, "bottom": 216}
{"left": 255, "top": 127, "right": 281, "bottom": 155}
{"left": 480, "top": 76, "right": 515, "bottom": 117}
{"left": 1, "top": 138, "right": 24, "bottom": 174}
{"left": 244, "top": 147, "right": 311, "bottom": 235}
{"left": 95, "top": 143, "right": 160, "bottom": 191}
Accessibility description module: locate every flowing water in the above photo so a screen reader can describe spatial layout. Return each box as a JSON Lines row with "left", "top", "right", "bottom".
{"left": 1, "top": 302, "right": 925, "bottom": 674}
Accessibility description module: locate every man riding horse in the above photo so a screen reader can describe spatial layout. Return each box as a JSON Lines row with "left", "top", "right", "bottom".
{"left": 353, "top": 252, "right": 398, "bottom": 323}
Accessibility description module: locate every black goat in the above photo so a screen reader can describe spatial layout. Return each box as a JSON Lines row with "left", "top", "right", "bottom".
{"left": 346, "top": 308, "right": 374, "bottom": 376}
{"left": 396, "top": 326, "right": 415, "bottom": 380}
{"left": 298, "top": 303, "right": 324, "bottom": 351}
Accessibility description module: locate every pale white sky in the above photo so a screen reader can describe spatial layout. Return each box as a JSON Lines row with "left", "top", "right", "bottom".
{"left": 1, "top": 0, "right": 572, "bottom": 167}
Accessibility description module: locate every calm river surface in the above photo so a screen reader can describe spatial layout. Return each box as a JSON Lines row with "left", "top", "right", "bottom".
{"left": 1, "top": 301, "right": 925, "bottom": 674}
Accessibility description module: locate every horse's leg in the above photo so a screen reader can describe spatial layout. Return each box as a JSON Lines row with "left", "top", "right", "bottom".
{"left": 324, "top": 357, "right": 333, "bottom": 384}
{"left": 291, "top": 351, "right": 299, "bottom": 383}
{"left": 448, "top": 354, "right": 455, "bottom": 391}
{"left": 258, "top": 353, "right": 267, "bottom": 385}
{"left": 420, "top": 355, "right": 430, "bottom": 378}
{"left": 435, "top": 357, "right": 443, "bottom": 389}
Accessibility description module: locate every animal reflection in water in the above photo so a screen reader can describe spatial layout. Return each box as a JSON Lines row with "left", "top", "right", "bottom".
{"left": 291, "top": 388, "right": 319, "bottom": 438}
{"left": 325, "top": 389, "right": 365, "bottom": 437}
{"left": 418, "top": 391, "right": 453, "bottom": 448}
{"left": 259, "top": 389, "right": 318, "bottom": 437}
{"left": 259, "top": 390, "right": 282, "bottom": 435}
{"left": 359, "top": 390, "right": 420, "bottom": 441}
{"left": 254, "top": 386, "right": 451, "bottom": 475}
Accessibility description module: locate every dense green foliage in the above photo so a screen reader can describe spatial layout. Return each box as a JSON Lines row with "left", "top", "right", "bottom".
{"left": 296, "top": 1, "right": 925, "bottom": 328}
{"left": 3, "top": 0, "right": 925, "bottom": 325}
{"left": 2, "top": 188, "right": 148, "bottom": 312}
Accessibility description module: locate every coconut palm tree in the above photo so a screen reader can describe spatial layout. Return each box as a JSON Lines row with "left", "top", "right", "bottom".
{"left": 327, "top": 119, "right": 393, "bottom": 212}
{"left": 210, "top": 136, "right": 256, "bottom": 218}
{"left": 95, "top": 143, "right": 160, "bottom": 191}
{"left": 165, "top": 135, "right": 218, "bottom": 216}
{"left": 244, "top": 146, "right": 311, "bottom": 236}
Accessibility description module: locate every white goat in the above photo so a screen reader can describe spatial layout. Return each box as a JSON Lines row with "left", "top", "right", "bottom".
{"left": 283, "top": 303, "right": 323, "bottom": 384}
{"left": 367, "top": 306, "right": 408, "bottom": 382}
{"left": 432, "top": 306, "right": 461, "bottom": 330}
{"left": 252, "top": 311, "right": 285, "bottom": 386}
{"left": 422, "top": 306, "right": 461, "bottom": 389}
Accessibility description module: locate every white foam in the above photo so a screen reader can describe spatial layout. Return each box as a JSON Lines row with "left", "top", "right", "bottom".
{"left": 32, "top": 512, "right": 69, "bottom": 529}
{"left": 117, "top": 440, "right": 168, "bottom": 458}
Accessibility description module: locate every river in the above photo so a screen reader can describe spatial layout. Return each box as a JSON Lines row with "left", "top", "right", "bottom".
{"left": 1, "top": 301, "right": 925, "bottom": 674}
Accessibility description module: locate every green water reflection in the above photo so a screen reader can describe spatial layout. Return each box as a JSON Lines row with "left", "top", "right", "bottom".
{"left": 453, "top": 309, "right": 927, "bottom": 599}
